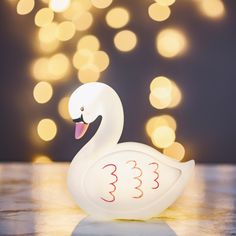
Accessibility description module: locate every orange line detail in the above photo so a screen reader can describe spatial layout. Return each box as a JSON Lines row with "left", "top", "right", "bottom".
{"left": 101, "top": 164, "right": 118, "bottom": 203}
{"left": 127, "top": 160, "right": 144, "bottom": 198}
{"left": 149, "top": 162, "right": 159, "bottom": 189}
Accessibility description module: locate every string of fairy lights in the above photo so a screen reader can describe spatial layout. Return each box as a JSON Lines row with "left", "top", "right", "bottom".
{"left": 10, "top": 0, "right": 225, "bottom": 163}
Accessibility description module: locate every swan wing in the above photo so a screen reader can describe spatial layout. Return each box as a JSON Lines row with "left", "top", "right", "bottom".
{"left": 83, "top": 142, "right": 194, "bottom": 219}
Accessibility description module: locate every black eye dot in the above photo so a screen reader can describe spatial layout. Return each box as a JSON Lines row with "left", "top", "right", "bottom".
{"left": 80, "top": 107, "right": 84, "bottom": 111}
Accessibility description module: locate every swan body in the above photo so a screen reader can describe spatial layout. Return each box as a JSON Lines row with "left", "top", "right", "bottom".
{"left": 68, "top": 82, "right": 195, "bottom": 220}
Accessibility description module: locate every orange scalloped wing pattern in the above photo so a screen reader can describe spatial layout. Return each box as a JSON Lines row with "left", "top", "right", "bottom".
{"left": 101, "top": 164, "right": 118, "bottom": 202}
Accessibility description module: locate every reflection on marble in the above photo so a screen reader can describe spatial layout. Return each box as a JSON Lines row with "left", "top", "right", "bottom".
{"left": 72, "top": 217, "right": 176, "bottom": 236}
{"left": 0, "top": 164, "right": 235, "bottom": 235}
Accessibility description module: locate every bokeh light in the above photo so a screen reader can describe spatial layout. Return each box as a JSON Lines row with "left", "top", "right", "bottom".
{"left": 38, "top": 22, "right": 58, "bottom": 43}
{"left": 146, "top": 115, "right": 177, "bottom": 137}
{"left": 168, "top": 82, "right": 182, "bottom": 108}
{"left": 12, "top": 0, "right": 195, "bottom": 163}
{"left": 33, "top": 81, "right": 53, "bottom": 104}
{"left": 63, "top": 0, "right": 92, "bottom": 20}
{"left": 149, "top": 76, "right": 172, "bottom": 109}
{"left": 93, "top": 51, "right": 110, "bottom": 72}
{"left": 77, "top": 35, "right": 100, "bottom": 51}
{"left": 78, "top": 64, "right": 100, "bottom": 83}
{"left": 32, "top": 57, "right": 49, "bottom": 80}
{"left": 151, "top": 126, "right": 176, "bottom": 148}
{"left": 114, "top": 30, "right": 137, "bottom": 52}
{"left": 39, "top": 40, "right": 60, "bottom": 54}
{"left": 161, "top": 115, "right": 177, "bottom": 131}
{"left": 106, "top": 7, "right": 130, "bottom": 28}
{"left": 199, "top": 0, "right": 225, "bottom": 19}
{"left": 156, "top": 28, "right": 187, "bottom": 58}
{"left": 34, "top": 8, "right": 54, "bottom": 27}
{"left": 155, "top": 0, "right": 175, "bottom": 6}
{"left": 73, "top": 11, "right": 93, "bottom": 31}
{"left": 56, "top": 21, "right": 76, "bottom": 41}
{"left": 37, "top": 118, "right": 57, "bottom": 141}
{"left": 149, "top": 90, "right": 171, "bottom": 109}
{"left": 41, "top": 0, "right": 49, "bottom": 3}
{"left": 149, "top": 76, "right": 182, "bottom": 109}
{"left": 49, "top": 0, "right": 70, "bottom": 13}
{"left": 58, "top": 96, "right": 71, "bottom": 121}
{"left": 73, "top": 49, "right": 93, "bottom": 69}
{"left": 48, "top": 53, "right": 70, "bottom": 80}
{"left": 33, "top": 155, "right": 53, "bottom": 164}
{"left": 148, "top": 3, "right": 171, "bottom": 22}
{"left": 91, "top": 0, "right": 112, "bottom": 9}
{"left": 63, "top": 2, "right": 82, "bottom": 20}
{"left": 73, "top": 49, "right": 109, "bottom": 72}
{"left": 16, "top": 0, "right": 35, "bottom": 15}
{"left": 79, "top": 0, "right": 92, "bottom": 10}
{"left": 163, "top": 142, "right": 185, "bottom": 161}
{"left": 150, "top": 76, "right": 172, "bottom": 92}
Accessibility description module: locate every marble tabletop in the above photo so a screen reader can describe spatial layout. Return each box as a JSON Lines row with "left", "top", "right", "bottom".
{"left": 0, "top": 163, "right": 235, "bottom": 236}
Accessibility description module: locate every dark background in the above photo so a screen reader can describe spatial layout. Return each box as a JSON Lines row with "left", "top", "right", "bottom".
{"left": 0, "top": 0, "right": 235, "bottom": 163}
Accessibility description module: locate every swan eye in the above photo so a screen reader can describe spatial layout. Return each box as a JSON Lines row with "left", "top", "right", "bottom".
{"left": 80, "top": 107, "right": 84, "bottom": 111}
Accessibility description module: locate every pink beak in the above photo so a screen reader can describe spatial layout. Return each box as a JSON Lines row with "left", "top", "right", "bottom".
{"left": 75, "top": 122, "right": 89, "bottom": 139}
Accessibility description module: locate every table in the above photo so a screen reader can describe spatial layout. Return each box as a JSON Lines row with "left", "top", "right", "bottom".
{"left": 0, "top": 164, "right": 235, "bottom": 235}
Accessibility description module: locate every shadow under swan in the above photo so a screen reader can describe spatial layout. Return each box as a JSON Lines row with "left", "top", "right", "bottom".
{"left": 72, "top": 216, "right": 177, "bottom": 236}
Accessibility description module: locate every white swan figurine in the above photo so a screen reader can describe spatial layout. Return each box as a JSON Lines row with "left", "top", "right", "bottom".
{"left": 68, "top": 82, "right": 195, "bottom": 220}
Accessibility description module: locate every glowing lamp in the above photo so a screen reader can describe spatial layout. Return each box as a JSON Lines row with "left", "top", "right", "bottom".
{"left": 68, "top": 82, "right": 194, "bottom": 220}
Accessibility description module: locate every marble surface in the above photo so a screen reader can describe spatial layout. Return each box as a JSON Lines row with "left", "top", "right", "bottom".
{"left": 0, "top": 163, "right": 235, "bottom": 236}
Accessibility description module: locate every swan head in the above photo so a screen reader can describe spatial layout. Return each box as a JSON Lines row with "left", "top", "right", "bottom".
{"left": 69, "top": 82, "right": 106, "bottom": 139}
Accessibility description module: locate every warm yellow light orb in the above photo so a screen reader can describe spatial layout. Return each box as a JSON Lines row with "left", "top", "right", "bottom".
{"left": 150, "top": 76, "right": 172, "bottom": 92}
{"left": 73, "top": 11, "right": 93, "bottom": 31}
{"left": 33, "top": 81, "right": 53, "bottom": 104}
{"left": 17, "top": 0, "right": 35, "bottom": 15}
{"left": 146, "top": 117, "right": 161, "bottom": 137}
{"left": 150, "top": 76, "right": 182, "bottom": 108}
{"left": 33, "top": 155, "right": 53, "bottom": 164}
{"left": 38, "top": 22, "right": 58, "bottom": 43}
{"left": 152, "top": 86, "right": 172, "bottom": 102}
{"left": 156, "top": 28, "right": 187, "bottom": 58}
{"left": 106, "top": 7, "right": 130, "bottom": 28}
{"left": 39, "top": 40, "right": 60, "bottom": 54}
{"left": 77, "top": 35, "right": 100, "bottom": 51}
{"left": 49, "top": 0, "right": 70, "bottom": 12}
{"left": 151, "top": 126, "right": 175, "bottom": 148}
{"left": 58, "top": 96, "right": 71, "bottom": 121}
{"left": 56, "top": 21, "right": 76, "bottom": 41}
{"left": 40, "top": 0, "right": 49, "bottom": 3}
{"left": 91, "top": 0, "right": 112, "bottom": 9}
{"left": 155, "top": 0, "right": 175, "bottom": 6}
{"left": 163, "top": 142, "right": 185, "bottom": 161}
{"left": 78, "top": 65, "right": 100, "bottom": 83}
{"left": 34, "top": 8, "right": 54, "bottom": 27}
{"left": 168, "top": 82, "right": 182, "bottom": 108}
{"left": 48, "top": 53, "right": 70, "bottom": 80}
{"left": 149, "top": 77, "right": 172, "bottom": 110}
{"left": 114, "top": 30, "right": 137, "bottom": 52}
{"left": 93, "top": 51, "right": 110, "bottom": 72}
{"left": 32, "top": 58, "right": 49, "bottom": 80}
{"left": 79, "top": 0, "right": 92, "bottom": 10}
{"left": 146, "top": 115, "right": 177, "bottom": 137}
{"left": 63, "top": 2, "right": 83, "bottom": 20}
{"left": 149, "top": 93, "right": 171, "bottom": 110}
{"left": 199, "top": 0, "right": 225, "bottom": 19}
{"left": 161, "top": 115, "right": 177, "bottom": 131}
{"left": 73, "top": 49, "right": 93, "bottom": 69}
{"left": 37, "top": 119, "right": 57, "bottom": 141}
{"left": 148, "top": 3, "right": 170, "bottom": 22}
{"left": 63, "top": 0, "right": 91, "bottom": 20}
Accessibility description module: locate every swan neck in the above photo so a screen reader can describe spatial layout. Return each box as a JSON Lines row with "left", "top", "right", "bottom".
{"left": 75, "top": 87, "right": 124, "bottom": 161}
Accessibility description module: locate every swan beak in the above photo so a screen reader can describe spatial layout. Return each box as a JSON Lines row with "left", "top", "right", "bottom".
{"left": 75, "top": 122, "right": 89, "bottom": 139}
